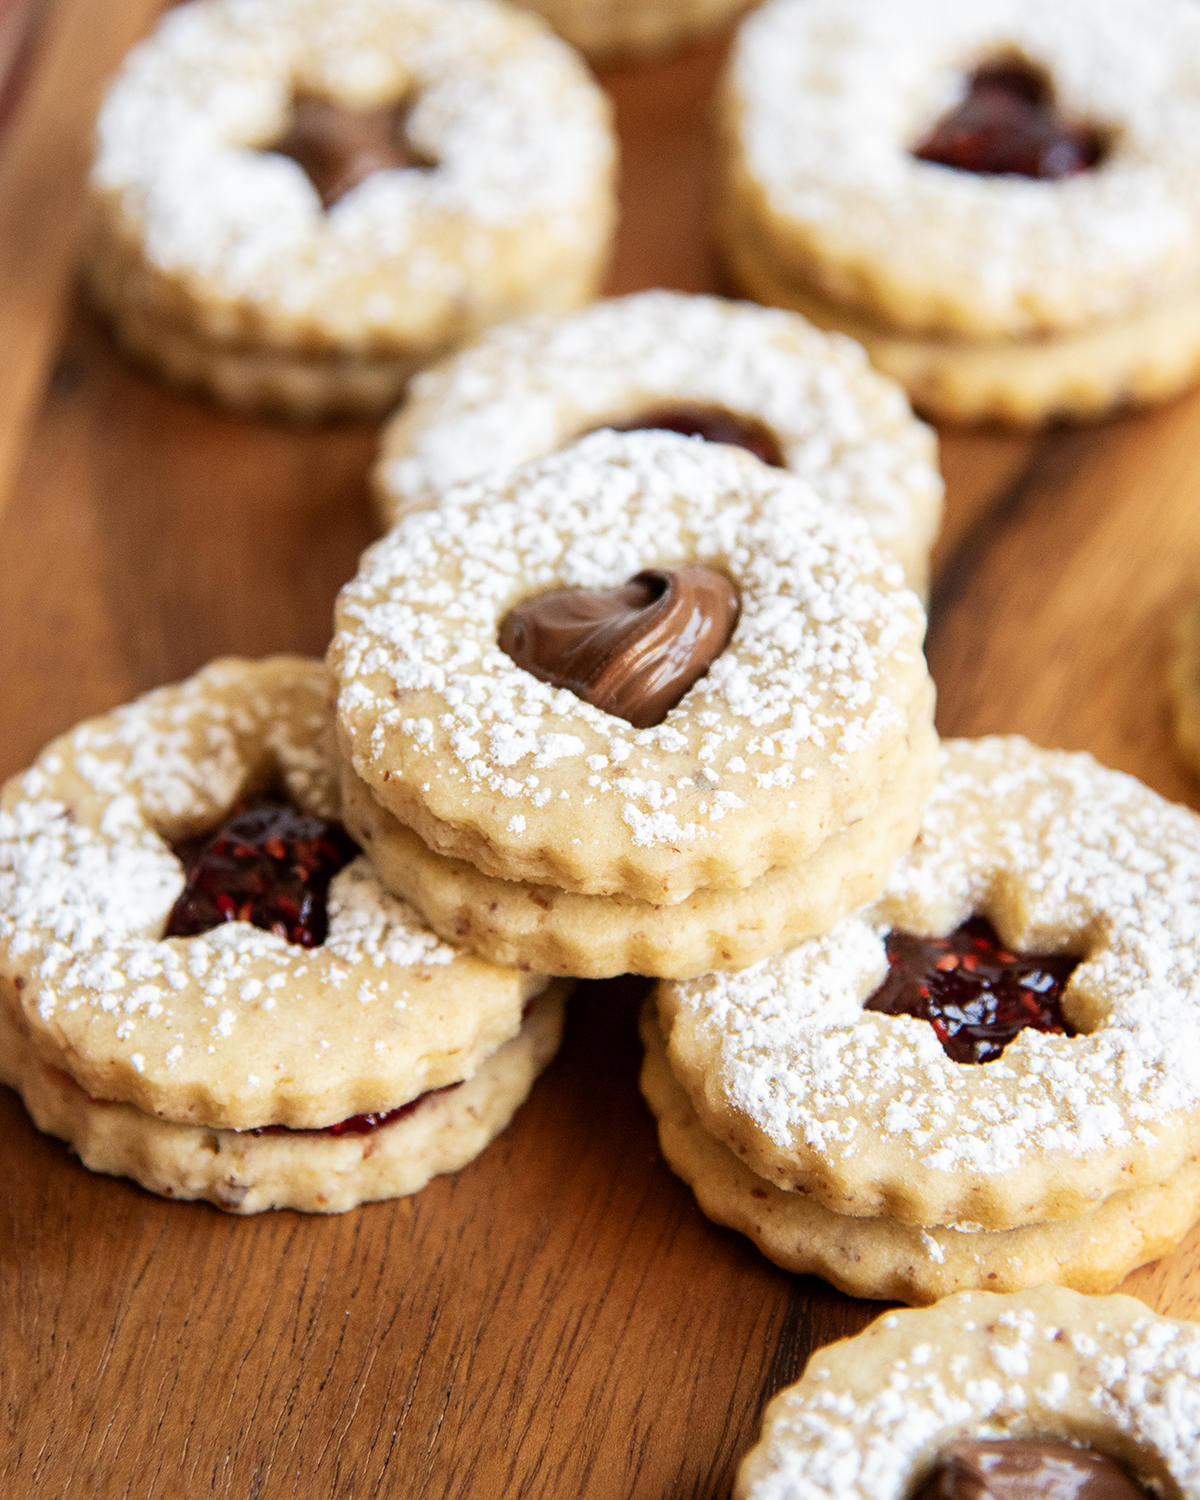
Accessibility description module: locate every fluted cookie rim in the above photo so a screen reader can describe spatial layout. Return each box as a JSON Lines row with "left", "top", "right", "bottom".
{"left": 0, "top": 983, "right": 566, "bottom": 1215}
{"left": 722, "top": 212, "right": 1200, "bottom": 425}
{"left": 659, "top": 737, "right": 1200, "bottom": 1230}
{"left": 331, "top": 428, "right": 933, "bottom": 904}
{"left": 0, "top": 657, "right": 547, "bottom": 1131}
{"left": 724, "top": 0, "right": 1200, "bottom": 340}
{"left": 640, "top": 1005, "right": 1200, "bottom": 1306}
{"left": 340, "top": 706, "right": 936, "bottom": 979}
{"left": 88, "top": 0, "right": 615, "bottom": 363}
{"left": 372, "top": 290, "right": 943, "bottom": 595}
{"left": 734, "top": 1287, "right": 1200, "bottom": 1500}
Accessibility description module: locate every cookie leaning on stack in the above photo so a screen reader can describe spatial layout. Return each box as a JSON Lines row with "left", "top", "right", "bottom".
{"left": 330, "top": 428, "right": 937, "bottom": 980}
{"left": 0, "top": 658, "right": 566, "bottom": 1213}
{"left": 645, "top": 737, "right": 1200, "bottom": 1303}
{"left": 373, "top": 291, "right": 944, "bottom": 597}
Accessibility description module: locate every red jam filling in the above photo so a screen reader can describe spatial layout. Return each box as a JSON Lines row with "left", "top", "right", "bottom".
{"left": 603, "top": 403, "right": 786, "bottom": 469}
{"left": 165, "top": 798, "right": 361, "bottom": 948}
{"left": 914, "top": 60, "right": 1107, "bottom": 180}
{"left": 864, "top": 916, "right": 1079, "bottom": 1064}
{"left": 251, "top": 1082, "right": 461, "bottom": 1138}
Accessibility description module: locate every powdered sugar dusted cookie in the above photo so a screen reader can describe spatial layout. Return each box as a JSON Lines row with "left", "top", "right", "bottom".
{"left": 735, "top": 1287, "right": 1200, "bottom": 1500}
{"left": 373, "top": 292, "right": 943, "bottom": 596}
{"left": 1, "top": 980, "right": 566, "bottom": 1214}
{"left": 88, "top": 0, "right": 616, "bottom": 416}
{"left": 720, "top": 0, "right": 1200, "bottom": 421}
{"left": 658, "top": 737, "right": 1200, "bottom": 1230}
{"left": 330, "top": 428, "right": 934, "bottom": 906}
{"left": 0, "top": 658, "right": 550, "bottom": 1131}
{"left": 640, "top": 1003, "right": 1200, "bottom": 1305}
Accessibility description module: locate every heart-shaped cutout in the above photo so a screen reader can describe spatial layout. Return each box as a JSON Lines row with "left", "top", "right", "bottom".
{"left": 600, "top": 403, "right": 785, "bottom": 470}
{"left": 498, "top": 565, "right": 740, "bottom": 729}
{"left": 915, "top": 1440, "right": 1143, "bottom": 1500}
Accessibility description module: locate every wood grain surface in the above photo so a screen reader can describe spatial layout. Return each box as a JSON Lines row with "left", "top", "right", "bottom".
{"left": 4, "top": 7, "right": 1200, "bottom": 1497}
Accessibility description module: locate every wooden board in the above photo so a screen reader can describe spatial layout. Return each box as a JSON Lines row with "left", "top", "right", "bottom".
{"left": 4, "top": 8, "right": 1200, "bottom": 1495}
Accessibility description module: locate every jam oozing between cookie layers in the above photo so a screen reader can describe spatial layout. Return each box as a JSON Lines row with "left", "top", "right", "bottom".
{"left": 915, "top": 1438, "right": 1145, "bottom": 1500}
{"left": 166, "top": 798, "right": 361, "bottom": 948}
{"left": 914, "top": 59, "right": 1107, "bottom": 180}
{"left": 269, "top": 94, "right": 436, "bottom": 209}
{"left": 499, "top": 565, "right": 740, "bottom": 729}
{"left": 251, "top": 1082, "right": 461, "bottom": 1139}
{"left": 601, "top": 404, "right": 786, "bottom": 469}
{"left": 864, "top": 916, "right": 1079, "bottom": 1064}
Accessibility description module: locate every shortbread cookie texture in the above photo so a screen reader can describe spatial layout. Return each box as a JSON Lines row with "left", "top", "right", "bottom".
{"left": 331, "top": 429, "right": 933, "bottom": 905}
{"left": 0, "top": 658, "right": 548, "bottom": 1130}
{"left": 517, "top": 0, "right": 751, "bottom": 62}
{"left": 87, "top": 0, "right": 616, "bottom": 416}
{"left": 640, "top": 1005, "right": 1200, "bottom": 1305}
{"left": 373, "top": 292, "right": 942, "bottom": 594}
{"left": 340, "top": 717, "right": 934, "bottom": 978}
{"left": 1, "top": 981, "right": 566, "bottom": 1214}
{"left": 720, "top": 0, "right": 1200, "bottom": 422}
{"left": 659, "top": 737, "right": 1200, "bottom": 1231}
{"left": 735, "top": 1287, "right": 1200, "bottom": 1500}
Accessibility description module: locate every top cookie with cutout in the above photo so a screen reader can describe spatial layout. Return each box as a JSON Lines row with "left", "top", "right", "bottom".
{"left": 725, "top": 0, "right": 1200, "bottom": 339}
{"left": 736, "top": 1286, "right": 1200, "bottom": 1500}
{"left": 373, "top": 291, "right": 943, "bottom": 595}
{"left": 330, "top": 429, "right": 933, "bottom": 904}
{"left": 0, "top": 658, "right": 546, "bottom": 1130}
{"left": 659, "top": 737, "right": 1200, "bottom": 1229}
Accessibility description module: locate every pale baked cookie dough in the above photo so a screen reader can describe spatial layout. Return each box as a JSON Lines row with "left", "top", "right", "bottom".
{"left": 373, "top": 291, "right": 943, "bottom": 596}
{"left": 515, "top": 0, "right": 752, "bottom": 62}
{"left": 658, "top": 737, "right": 1200, "bottom": 1231}
{"left": 340, "top": 721, "right": 934, "bottom": 979}
{"left": 720, "top": 0, "right": 1200, "bottom": 423}
{"left": 87, "top": 0, "right": 616, "bottom": 417}
{"left": 640, "top": 1005, "right": 1200, "bottom": 1305}
{"left": 735, "top": 1286, "right": 1200, "bottom": 1500}
{"left": 0, "top": 657, "right": 551, "bottom": 1131}
{"left": 0, "top": 981, "right": 566, "bottom": 1214}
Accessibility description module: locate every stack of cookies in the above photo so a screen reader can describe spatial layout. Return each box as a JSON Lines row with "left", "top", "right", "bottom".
{"left": 0, "top": 657, "right": 569, "bottom": 1213}
{"left": 644, "top": 736, "right": 1200, "bottom": 1305}
{"left": 329, "top": 425, "right": 938, "bottom": 981}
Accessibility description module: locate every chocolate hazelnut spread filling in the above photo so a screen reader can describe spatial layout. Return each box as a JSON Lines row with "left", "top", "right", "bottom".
{"left": 498, "top": 565, "right": 740, "bottom": 729}
{"left": 269, "top": 94, "right": 435, "bottom": 209}
{"left": 600, "top": 403, "right": 786, "bottom": 469}
{"left": 914, "top": 59, "right": 1107, "bottom": 180}
{"left": 916, "top": 1439, "right": 1145, "bottom": 1500}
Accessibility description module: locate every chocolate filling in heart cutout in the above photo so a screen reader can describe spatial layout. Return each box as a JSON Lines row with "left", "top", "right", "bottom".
{"left": 599, "top": 403, "right": 785, "bottom": 469}
{"left": 498, "top": 565, "right": 740, "bottom": 729}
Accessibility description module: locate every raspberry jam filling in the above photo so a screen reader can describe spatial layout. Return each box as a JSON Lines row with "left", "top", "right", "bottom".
{"left": 268, "top": 94, "right": 435, "bottom": 209}
{"left": 251, "top": 1083, "right": 460, "bottom": 1139}
{"left": 914, "top": 59, "right": 1107, "bottom": 180}
{"left": 864, "top": 915, "right": 1080, "bottom": 1065}
{"left": 602, "top": 403, "right": 785, "bottom": 469}
{"left": 916, "top": 1439, "right": 1145, "bottom": 1500}
{"left": 165, "top": 798, "right": 361, "bottom": 948}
